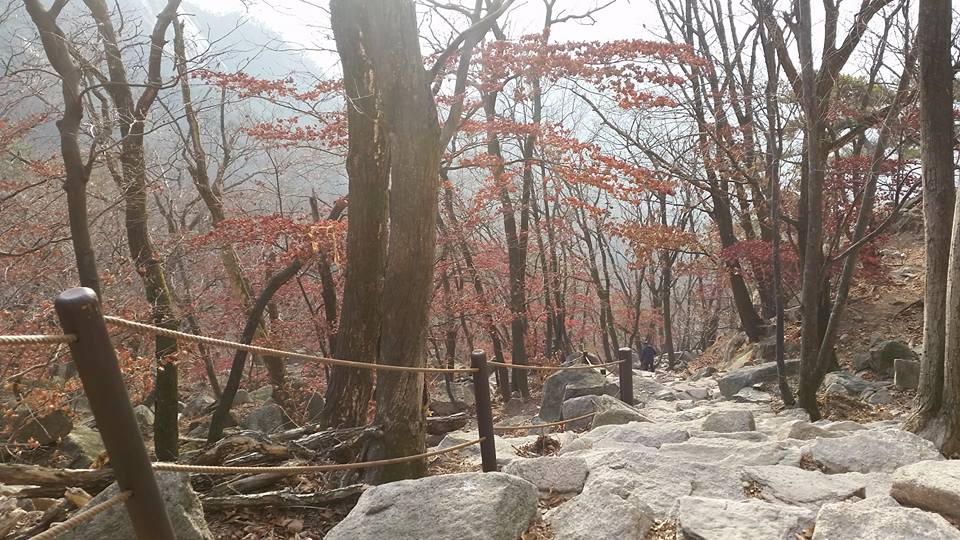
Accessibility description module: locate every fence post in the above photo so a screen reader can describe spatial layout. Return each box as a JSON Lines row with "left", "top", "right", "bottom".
{"left": 55, "top": 288, "right": 176, "bottom": 540}
{"left": 470, "top": 350, "right": 497, "bottom": 472}
{"left": 618, "top": 347, "right": 634, "bottom": 406}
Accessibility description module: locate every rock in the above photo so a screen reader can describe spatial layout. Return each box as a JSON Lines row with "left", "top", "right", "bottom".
{"left": 562, "top": 379, "right": 618, "bottom": 403}
{"left": 689, "top": 366, "right": 717, "bottom": 381}
{"left": 743, "top": 465, "right": 866, "bottom": 509}
{"left": 868, "top": 340, "right": 918, "bottom": 375}
{"left": 677, "top": 496, "right": 814, "bottom": 540}
{"left": 658, "top": 438, "right": 802, "bottom": 468}
{"left": 541, "top": 370, "right": 608, "bottom": 421}
{"left": 546, "top": 481, "right": 654, "bottom": 540}
{"left": 576, "top": 421, "right": 689, "bottom": 449}
{"left": 248, "top": 385, "right": 274, "bottom": 402}
{"left": 232, "top": 389, "right": 251, "bottom": 405}
{"left": 130, "top": 405, "right": 154, "bottom": 434}
{"left": 429, "top": 380, "right": 475, "bottom": 416}
{"left": 891, "top": 460, "right": 960, "bottom": 520}
{"left": 561, "top": 394, "right": 644, "bottom": 429}
{"left": 718, "top": 360, "right": 800, "bottom": 398}
{"left": 305, "top": 393, "right": 325, "bottom": 422}
{"left": 59, "top": 425, "right": 105, "bottom": 468}
{"left": 592, "top": 407, "right": 649, "bottom": 428}
{"left": 60, "top": 472, "right": 213, "bottom": 539}
{"left": 894, "top": 358, "right": 921, "bottom": 390}
{"left": 776, "top": 420, "right": 840, "bottom": 441}
{"left": 241, "top": 403, "right": 290, "bottom": 434}
{"left": 436, "top": 430, "right": 540, "bottom": 467}
{"left": 865, "top": 387, "right": 893, "bottom": 405}
{"left": 701, "top": 410, "right": 756, "bottom": 433}
{"left": 733, "top": 387, "right": 773, "bottom": 403}
{"left": 427, "top": 413, "right": 469, "bottom": 435}
{"left": 326, "top": 473, "right": 537, "bottom": 540}
{"left": 183, "top": 394, "right": 215, "bottom": 417}
{"left": 823, "top": 371, "right": 877, "bottom": 396}
{"left": 818, "top": 420, "right": 867, "bottom": 433}
{"left": 852, "top": 352, "right": 872, "bottom": 371}
{"left": 685, "top": 387, "right": 711, "bottom": 400}
{"left": 503, "top": 456, "right": 589, "bottom": 496}
{"left": 9, "top": 409, "right": 73, "bottom": 445}
{"left": 804, "top": 429, "right": 943, "bottom": 473}
{"left": 812, "top": 496, "right": 960, "bottom": 539}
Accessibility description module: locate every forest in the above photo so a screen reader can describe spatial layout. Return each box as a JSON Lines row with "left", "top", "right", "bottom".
{"left": 1, "top": 0, "right": 960, "bottom": 538}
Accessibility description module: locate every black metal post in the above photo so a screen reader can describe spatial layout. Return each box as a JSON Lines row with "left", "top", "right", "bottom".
{"left": 55, "top": 288, "right": 175, "bottom": 540}
{"left": 618, "top": 347, "right": 634, "bottom": 406}
{"left": 470, "top": 350, "right": 497, "bottom": 472}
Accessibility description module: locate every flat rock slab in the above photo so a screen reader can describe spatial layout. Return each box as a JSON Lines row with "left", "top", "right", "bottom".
{"left": 701, "top": 410, "right": 756, "bottom": 433}
{"left": 60, "top": 472, "right": 213, "bottom": 540}
{"left": 776, "top": 420, "right": 840, "bottom": 441}
{"left": 813, "top": 496, "right": 960, "bottom": 540}
{"left": 743, "top": 465, "right": 866, "bottom": 509}
{"left": 579, "top": 421, "right": 690, "bottom": 449}
{"left": 891, "top": 459, "right": 960, "bottom": 519}
{"left": 717, "top": 360, "right": 800, "bottom": 398}
{"left": 677, "top": 496, "right": 814, "bottom": 540}
{"left": 503, "top": 456, "right": 589, "bottom": 496}
{"left": 804, "top": 429, "right": 943, "bottom": 473}
{"left": 658, "top": 438, "right": 801, "bottom": 467}
{"left": 326, "top": 473, "right": 538, "bottom": 540}
{"left": 545, "top": 481, "right": 654, "bottom": 540}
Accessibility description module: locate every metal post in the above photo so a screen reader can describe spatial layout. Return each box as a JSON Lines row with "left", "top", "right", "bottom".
{"left": 618, "top": 347, "right": 634, "bottom": 406}
{"left": 55, "top": 288, "right": 176, "bottom": 540}
{"left": 470, "top": 350, "right": 497, "bottom": 472}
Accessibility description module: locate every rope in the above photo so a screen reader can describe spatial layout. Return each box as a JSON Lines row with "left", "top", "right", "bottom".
{"left": 152, "top": 437, "right": 484, "bottom": 475}
{"left": 0, "top": 334, "right": 76, "bottom": 347}
{"left": 487, "top": 359, "right": 623, "bottom": 372}
{"left": 103, "top": 316, "right": 477, "bottom": 374}
{"left": 493, "top": 412, "right": 596, "bottom": 432}
{"left": 31, "top": 491, "right": 132, "bottom": 540}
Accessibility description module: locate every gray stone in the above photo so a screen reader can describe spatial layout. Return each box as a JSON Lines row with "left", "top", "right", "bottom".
{"left": 658, "top": 438, "right": 801, "bottom": 468}
{"left": 869, "top": 340, "right": 918, "bottom": 375}
{"left": 9, "top": 409, "right": 73, "bottom": 445}
{"left": 701, "top": 410, "right": 756, "bottom": 433}
{"left": 733, "top": 388, "right": 774, "bottom": 405}
{"left": 894, "top": 358, "right": 921, "bottom": 390}
{"left": 776, "top": 420, "right": 840, "bottom": 441}
{"left": 132, "top": 405, "right": 154, "bottom": 433}
{"left": 804, "top": 429, "right": 943, "bottom": 473}
{"left": 685, "top": 387, "right": 710, "bottom": 400}
{"left": 60, "top": 472, "right": 212, "bottom": 539}
{"left": 436, "top": 430, "right": 540, "bottom": 467}
{"left": 578, "top": 421, "right": 689, "bottom": 449}
{"left": 305, "top": 393, "right": 325, "bottom": 422}
{"left": 561, "top": 394, "right": 645, "bottom": 430}
{"left": 866, "top": 387, "right": 893, "bottom": 405}
{"left": 562, "top": 379, "right": 618, "bottom": 402}
{"left": 812, "top": 496, "right": 960, "bottom": 540}
{"left": 503, "top": 456, "right": 589, "bottom": 496}
{"left": 59, "top": 425, "right": 105, "bottom": 468}
{"left": 823, "top": 371, "right": 877, "bottom": 396}
{"left": 326, "top": 473, "right": 537, "bottom": 540}
{"left": 429, "top": 380, "right": 475, "bottom": 416}
{"left": 689, "top": 366, "right": 717, "bottom": 381}
{"left": 241, "top": 403, "right": 290, "bottom": 434}
{"left": 718, "top": 360, "right": 800, "bottom": 398}
{"left": 592, "top": 407, "right": 649, "bottom": 428}
{"left": 183, "top": 394, "right": 215, "bottom": 417}
{"left": 541, "top": 370, "right": 608, "bottom": 421}
{"left": 545, "top": 481, "right": 654, "bottom": 540}
{"left": 743, "top": 465, "right": 866, "bottom": 509}
{"left": 891, "top": 460, "right": 960, "bottom": 520}
{"left": 232, "top": 389, "right": 251, "bottom": 405}
{"left": 852, "top": 352, "right": 872, "bottom": 371}
{"left": 248, "top": 385, "right": 274, "bottom": 402}
{"left": 677, "top": 496, "right": 815, "bottom": 540}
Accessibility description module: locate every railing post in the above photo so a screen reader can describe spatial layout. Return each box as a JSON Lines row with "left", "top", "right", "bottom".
{"left": 618, "top": 347, "right": 634, "bottom": 406}
{"left": 55, "top": 288, "right": 176, "bottom": 540}
{"left": 470, "top": 350, "right": 497, "bottom": 472}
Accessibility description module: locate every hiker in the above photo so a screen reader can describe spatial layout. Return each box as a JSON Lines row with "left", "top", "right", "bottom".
{"left": 640, "top": 340, "right": 657, "bottom": 372}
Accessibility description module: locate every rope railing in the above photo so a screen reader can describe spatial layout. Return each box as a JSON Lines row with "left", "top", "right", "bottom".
{"left": 492, "top": 411, "right": 596, "bottom": 432}
{"left": 103, "top": 316, "right": 477, "bottom": 374}
{"left": 487, "top": 359, "right": 624, "bottom": 371}
{"left": 30, "top": 490, "right": 132, "bottom": 540}
{"left": 152, "top": 437, "right": 484, "bottom": 475}
{"left": 0, "top": 334, "right": 77, "bottom": 347}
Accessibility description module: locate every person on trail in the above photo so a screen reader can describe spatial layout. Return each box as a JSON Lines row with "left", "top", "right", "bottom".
{"left": 640, "top": 340, "right": 657, "bottom": 372}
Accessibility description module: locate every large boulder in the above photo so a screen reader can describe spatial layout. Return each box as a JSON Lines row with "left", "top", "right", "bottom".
{"left": 701, "top": 410, "right": 756, "bottom": 433}
{"left": 775, "top": 420, "right": 840, "bottom": 441}
{"left": 8, "top": 408, "right": 73, "bottom": 445}
{"left": 804, "top": 429, "right": 943, "bottom": 473}
{"left": 183, "top": 394, "right": 215, "bottom": 418}
{"left": 503, "top": 456, "right": 589, "bottom": 496}
{"left": 717, "top": 360, "right": 800, "bottom": 398}
{"left": 326, "top": 473, "right": 537, "bottom": 540}
{"left": 429, "top": 380, "right": 475, "bottom": 416}
{"left": 743, "top": 465, "right": 866, "bottom": 510}
{"left": 823, "top": 371, "right": 878, "bottom": 397}
{"left": 540, "top": 370, "right": 608, "bottom": 421}
{"left": 868, "top": 340, "right": 918, "bottom": 375}
{"left": 132, "top": 405, "right": 154, "bottom": 434}
{"left": 893, "top": 358, "right": 921, "bottom": 390}
{"left": 60, "top": 472, "right": 213, "bottom": 539}
{"left": 241, "top": 403, "right": 290, "bottom": 434}
{"left": 562, "top": 379, "right": 619, "bottom": 403}
{"left": 545, "top": 481, "right": 654, "bottom": 540}
{"left": 891, "top": 460, "right": 960, "bottom": 520}
{"left": 677, "top": 496, "right": 814, "bottom": 540}
{"left": 59, "top": 425, "right": 105, "bottom": 468}
{"left": 812, "top": 496, "right": 960, "bottom": 540}
{"left": 561, "top": 394, "right": 645, "bottom": 429}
